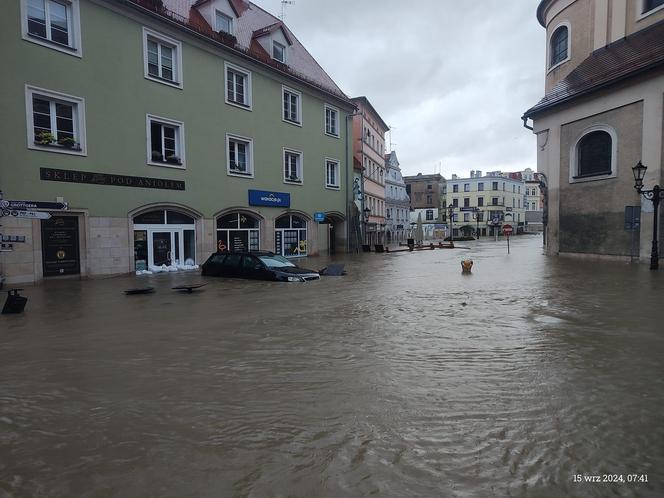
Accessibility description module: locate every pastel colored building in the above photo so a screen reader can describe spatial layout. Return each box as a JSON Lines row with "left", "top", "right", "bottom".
{"left": 351, "top": 96, "right": 389, "bottom": 247}
{"left": 446, "top": 171, "right": 526, "bottom": 237}
{"left": 0, "top": 0, "right": 354, "bottom": 284}
{"left": 384, "top": 151, "right": 410, "bottom": 242}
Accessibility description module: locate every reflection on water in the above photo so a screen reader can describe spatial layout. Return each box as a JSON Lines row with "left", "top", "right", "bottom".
{"left": 1, "top": 235, "right": 663, "bottom": 497}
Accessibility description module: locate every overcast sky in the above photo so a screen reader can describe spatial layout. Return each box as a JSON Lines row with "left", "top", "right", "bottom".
{"left": 252, "top": 0, "right": 546, "bottom": 179}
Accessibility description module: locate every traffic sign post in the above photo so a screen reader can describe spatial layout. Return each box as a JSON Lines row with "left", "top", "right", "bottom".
{"left": 0, "top": 200, "right": 68, "bottom": 211}
{"left": 502, "top": 224, "right": 513, "bottom": 254}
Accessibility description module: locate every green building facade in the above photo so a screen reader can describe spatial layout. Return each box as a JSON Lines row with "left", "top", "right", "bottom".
{"left": 0, "top": 0, "right": 354, "bottom": 283}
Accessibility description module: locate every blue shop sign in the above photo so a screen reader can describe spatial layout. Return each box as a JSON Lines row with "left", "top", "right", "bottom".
{"left": 314, "top": 212, "right": 326, "bottom": 222}
{"left": 248, "top": 189, "right": 290, "bottom": 207}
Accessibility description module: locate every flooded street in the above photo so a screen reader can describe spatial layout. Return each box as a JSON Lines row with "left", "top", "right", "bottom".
{"left": 1, "top": 235, "right": 663, "bottom": 497}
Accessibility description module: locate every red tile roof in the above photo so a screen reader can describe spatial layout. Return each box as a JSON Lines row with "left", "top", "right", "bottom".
{"left": 252, "top": 21, "right": 293, "bottom": 45}
{"left": 524, "top": 20, "right": 664, "bottom": 119}
{"left": 351, "top": 96, "right": 389, "bottom": 132}
{"left": 123, "top": 0, "right": 351, "bottom": 104}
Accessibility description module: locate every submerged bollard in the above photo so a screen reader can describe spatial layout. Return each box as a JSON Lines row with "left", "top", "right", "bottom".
{"left": 461, "top": 260, "right": 473, "bottom": 274}
{"left": 2, "top": 289, "right": 28, "bottom": 314}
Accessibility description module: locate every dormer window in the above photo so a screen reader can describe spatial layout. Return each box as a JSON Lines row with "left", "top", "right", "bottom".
{"left": 216, "top": 11, "right": 233, "bottom": 34}
{"left": 549, "top": 24, "right": 569, "bottom": 68}
{"left": 272, "top": 41, "right": 286, "bottom": 63}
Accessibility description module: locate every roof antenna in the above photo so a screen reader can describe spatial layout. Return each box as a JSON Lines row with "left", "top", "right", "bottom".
{"left": 388, "top": 126, "right": 395, "bottom": 152}
{"left": 280, "top": 0, "right": 295, "bottom": 21}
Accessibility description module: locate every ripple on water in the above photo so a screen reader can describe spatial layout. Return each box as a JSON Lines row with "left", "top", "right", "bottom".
{"left": 1, "top": 237, "right": 663, "bottom": 497}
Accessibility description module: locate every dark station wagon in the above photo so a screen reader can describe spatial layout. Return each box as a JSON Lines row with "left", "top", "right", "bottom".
{"left": 201, "top": 251, "right": 320, "bottom": 282}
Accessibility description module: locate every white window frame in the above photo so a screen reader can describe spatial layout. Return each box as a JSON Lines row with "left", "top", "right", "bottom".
{"left": 146, "top": 114, "right": 185, "bottom": 169}
{"left": 224, "top": 62, "right": 252, "bottom": 110}
{"left": 282, "top": 86, "right": 302, "bottom": 126}
{"left": 324, "top": 104, "right": 340, "bottom": 138}
{"left": 547, "top": 21, "right": 571, "bottom": 73}
{"left": 325, "top": 157, "right": 340, "bottom": 190}
{"left": 638, "top": 0, "right": 664, "bottom": 19}
{"left": 226, "top": 133, "right": 254, "bottom": 178}
{"left": 215, "top": 10, "right": 233, "bottom": 34}
{"left": 272, "top": 40, "right": 286, "bottom": 63}
{"left": 283, "top": 148, "right": 303, "bottom": 184}
{"left": 20, "top": 0, "right": 82, "bottom": 57}
{"left": 142, "top": 27, "right": 183, "bottom": 89}
{"left": 25, "top": 85, "right": 87, "bottom": 156}
{"left": 569, "top": 125, "right": 618, "bottom": 184}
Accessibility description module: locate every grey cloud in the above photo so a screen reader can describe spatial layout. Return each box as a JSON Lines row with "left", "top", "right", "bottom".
{"left": 254, "top": 0, "right": 545, "bottom": 177}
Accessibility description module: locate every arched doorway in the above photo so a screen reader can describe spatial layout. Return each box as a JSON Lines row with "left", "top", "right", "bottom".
{"left": 133, "top": 209, "right": 197, "bottom": 270}
{"left": 216, "top": 212, "right": 260, "bottom": 252}
{"left": 275, "top": 214, "right": 308, "bottom": 257}
{"left": 321, "top": 212, "right": 346, "bottom": 254}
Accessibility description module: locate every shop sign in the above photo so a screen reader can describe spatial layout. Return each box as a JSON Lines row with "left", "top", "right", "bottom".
{"left": 314, "top": 212, "right": 326, "bottom": 222}
{"left": 41, "top": 216, "right": 80, "bottom": 276}
{"left": 248, "top": 189, "right": 290, "bottom": 207}
{"left": 40, "top": 168, "right": 185, "bottom": 191}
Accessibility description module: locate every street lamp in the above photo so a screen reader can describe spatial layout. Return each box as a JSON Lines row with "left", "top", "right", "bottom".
{"left": 448, "top": 203, "right": 455, "bottom": 240}
{"left": 472, "top": 207, "right": 481, "bottom": 239}
{"left": 632, "top": 161, "right": 664, "bottom": 270}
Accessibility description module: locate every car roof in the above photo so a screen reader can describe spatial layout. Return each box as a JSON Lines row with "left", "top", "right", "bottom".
{"left": 210, "top": 250, "right": 275, "bottom": 256}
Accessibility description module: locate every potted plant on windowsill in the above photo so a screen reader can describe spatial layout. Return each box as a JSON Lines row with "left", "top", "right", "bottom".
{"left": 35, "top": 131, "right": 55, "bottom": 146}
{"left": 57, "top": 137, "right": 80, "bottom": 150}
{"left": 165, "top": 155, "right": 182, "bottom": 165}
{"left": 288, "top": 174, "right": 301, "bottom": 183}
{"left": 152, "top": 150, "right": 164, "bottom": 162}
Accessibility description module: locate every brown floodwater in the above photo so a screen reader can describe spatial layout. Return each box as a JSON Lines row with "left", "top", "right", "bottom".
{"left": 1, "top": 235, "right": 663, "bottom": 497}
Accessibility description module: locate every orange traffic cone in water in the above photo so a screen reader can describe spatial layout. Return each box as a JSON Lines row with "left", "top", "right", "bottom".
{"left": 461, "top": 260, "right": 473, "bottom": 273}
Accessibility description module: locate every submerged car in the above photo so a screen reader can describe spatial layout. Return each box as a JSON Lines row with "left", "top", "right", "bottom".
{"left": 201, "top": 251, "right": 320, "bottom": 282}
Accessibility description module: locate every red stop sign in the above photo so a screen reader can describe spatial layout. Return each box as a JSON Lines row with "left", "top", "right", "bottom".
{"left": 503, "top": 224, "right": 513, "bottom": 235}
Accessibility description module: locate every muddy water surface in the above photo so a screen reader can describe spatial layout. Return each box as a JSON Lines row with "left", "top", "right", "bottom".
{"left": 1, "top": 236, "right": 663, "bottom": 497}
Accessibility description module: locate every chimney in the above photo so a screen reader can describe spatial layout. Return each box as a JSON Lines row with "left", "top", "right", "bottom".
{"left": 452, "top": 174, "right": 458, "bottom": 180}
{"left": 470, "top": 170, "right": 475, "bottom": 178}
{"left": 476, "top": 170, "right": 482, "bottom": 178}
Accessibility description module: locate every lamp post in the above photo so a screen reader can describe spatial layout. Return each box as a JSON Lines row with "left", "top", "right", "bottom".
{"left": 472, "top": 207, "right": 481, "bottom": 239}
{"left": 632, "top": 161, "right": 664, "bottom": 270}
{"left": 363, "top": 207, "right": 371, "bottom": 246}
{"left": 448, "top": 203, "right": 455, "bottom": 240}
{"left": 538, "top": 173, "right": 548, "bottom": 247}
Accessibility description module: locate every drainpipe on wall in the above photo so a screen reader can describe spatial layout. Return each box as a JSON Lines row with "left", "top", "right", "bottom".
{"left": 345, "top": 113, "right": 350, "bottom": 253}
{"left": 360, "top": 116, "right": 368, "bottom": 248}
{"left": 346, "top": 110, "right": 360, "bottom": 253}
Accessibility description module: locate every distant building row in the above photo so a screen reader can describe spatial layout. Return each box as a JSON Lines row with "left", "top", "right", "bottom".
{"left": 402, "top": 169, "right": 544, "bottom": 239}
